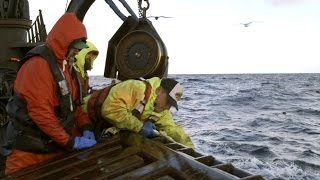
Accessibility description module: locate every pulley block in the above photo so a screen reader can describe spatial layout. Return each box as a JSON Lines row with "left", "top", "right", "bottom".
{"left": 115, "top": 30, "right": 163, "bottom": 79}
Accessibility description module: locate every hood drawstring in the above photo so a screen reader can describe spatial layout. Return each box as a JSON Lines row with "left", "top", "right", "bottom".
{"left": 62, "top": 60, "right": 67, "bottom": 72}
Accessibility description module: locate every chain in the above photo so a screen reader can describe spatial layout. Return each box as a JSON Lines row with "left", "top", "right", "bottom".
{"left": 137, "top": 0, "right": 143, "bottom": 18}
{"left": 137, "top": 0, "right": 150, "bottom": 18}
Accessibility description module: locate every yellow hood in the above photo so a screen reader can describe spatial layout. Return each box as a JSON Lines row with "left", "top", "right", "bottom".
{"left": 75, "top": 41, "right": 99, "bottom": 79}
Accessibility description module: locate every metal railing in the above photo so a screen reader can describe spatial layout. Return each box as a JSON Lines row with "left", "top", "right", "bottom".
{"left": 27, "top": 9, "right": 47, "bottom": 43}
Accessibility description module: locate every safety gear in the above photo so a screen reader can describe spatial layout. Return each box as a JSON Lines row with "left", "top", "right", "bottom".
{"left": 4, "top": 44, "right": 78, "bottom": 153}
{"left": 86, "top": 84, "right": 115, "bottom": 122}
{"left": 85, "top": 80, "right": 152, "bottom": 140}
{"left": 131, "top": 79, "right": 152, "bottom": 119}
{"left": 83, "top": 130, "right": 95, "bottom": 140}
{"left": 74, "top": 41, "right": 99, "bottom": 98}
{"left": 21, "top": 44, "right": 75, "bottom": 126}
{"left": 75, "top": 41, "right": 99, "bottom": 79}
{"left": 9, "top": 12, "right": 89, "bottom": 148}
{"left": 73, "top": 136, "right": 97, "bottom": 150}
{"left": 83, "top": 77, "right": 194, "bottom": 148}
{"left": 86, "top": 80, "right": 151, "bottom": 122}
{"left": 89, "top": 77, "right": 162, "bottom": 133}
{"left": 5, "top": 13, "right": 91, "bottom": 175}
{"left": 139, "top": 121, "right": 156, "bottom": 138}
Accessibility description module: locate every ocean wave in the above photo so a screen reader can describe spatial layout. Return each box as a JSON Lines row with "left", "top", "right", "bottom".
{"left": 233, "top": 158, "right": 320, "bottom": 180}
{"left": 250, "top": 146, "right": 277, "bottom": 158}
{"left": 295, "top": 108, "right": 320, "bottom": 116}
{"left": 300, "top": 128, "right": 320, "bottom": 135}
{"left": 224, "top": 96, "right": 256, "bottom": 105}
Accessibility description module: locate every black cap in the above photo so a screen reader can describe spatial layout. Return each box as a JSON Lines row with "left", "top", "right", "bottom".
{"left": 160, "top": 78, "right": 183, "bottom": 110}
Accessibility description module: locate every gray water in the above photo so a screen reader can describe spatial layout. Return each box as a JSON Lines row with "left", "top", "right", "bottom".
{"left": 91, "top": 74, "right": 320, "bottom": 180}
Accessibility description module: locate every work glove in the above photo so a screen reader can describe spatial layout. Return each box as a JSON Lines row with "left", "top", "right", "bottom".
{"left": 83, "top": 130, "right": 95, "bottom": 140}
{"left": 73, "top": 136, "right": 97, "bottom": 150}
{"left": 139, "top": 121, "right": 156, "bottom": 138}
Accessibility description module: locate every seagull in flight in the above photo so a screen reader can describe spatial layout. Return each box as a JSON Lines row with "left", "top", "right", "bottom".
{"left": 238, "top": 21, "right": 263, "bottom": 27}
{"left": 147, "top": 16, "right": 173, "bottom": 20}
{"left": 241, "top": 22, "right": 253, "bottom": 27}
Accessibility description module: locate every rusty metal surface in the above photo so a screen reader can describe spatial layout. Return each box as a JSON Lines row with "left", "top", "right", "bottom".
{"left": 3, "top": 133, "right": 264, "bottom": 180}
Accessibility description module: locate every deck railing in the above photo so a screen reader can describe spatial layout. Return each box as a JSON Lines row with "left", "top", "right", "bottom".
{"left": 27, "top": 10, "right": 47, "bottom": 43}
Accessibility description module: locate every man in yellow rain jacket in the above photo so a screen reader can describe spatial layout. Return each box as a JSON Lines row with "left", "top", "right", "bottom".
{"left": 75, "top": 41, "right": 99, "bottom": 97}
{"left": 83, "top": 77, "right": 194, "bottom": 148}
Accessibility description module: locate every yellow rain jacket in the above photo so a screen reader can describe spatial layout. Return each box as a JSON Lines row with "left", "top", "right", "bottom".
{"left": 84, "top": 77, "right": 194, "bottom": 148}
{"left": 75, "top": 41, "right": 99, "bottom": 79}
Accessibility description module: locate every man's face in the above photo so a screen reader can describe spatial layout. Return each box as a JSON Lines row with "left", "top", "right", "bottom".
{"left": 67, "top": 48, "right": 80, "bottom": 62}
{"left": 154, "top": 86, "right": 171, "bottom": 113}
{"left": 84, "top": 52, "right": 96, "bottom": 71}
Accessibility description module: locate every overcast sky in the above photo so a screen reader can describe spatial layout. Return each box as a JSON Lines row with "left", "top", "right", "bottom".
{"left": 29, "top": 0, "right": 320, "bottom": 75}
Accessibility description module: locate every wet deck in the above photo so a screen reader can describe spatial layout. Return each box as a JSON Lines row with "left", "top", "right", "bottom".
{"left": 3, "top": 133, "right": 264, "bottom": 179}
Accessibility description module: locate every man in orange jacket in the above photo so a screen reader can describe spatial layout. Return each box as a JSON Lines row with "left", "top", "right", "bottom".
{"left": 4, "top": 13, "right": 96, "bottom": 175}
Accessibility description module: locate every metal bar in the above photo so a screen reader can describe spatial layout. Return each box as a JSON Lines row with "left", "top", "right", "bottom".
{"left": 34, "top": 16, "right": 40, "bottom": 42}
{"left": 30, "top": 23, "right": 35, "bottom": 43}
{"left": 38, "top": 10, "right": 47, "bottom": 41}
{"left": 104, "top": 0, "right": 126, "bottom": 21}
{"left": 118, "top": 0, "right": 138, "bottom": 20}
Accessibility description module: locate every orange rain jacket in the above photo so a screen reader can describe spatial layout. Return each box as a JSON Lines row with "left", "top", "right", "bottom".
{"left": 5, "top": 13, "right": 91, "bottom": 175}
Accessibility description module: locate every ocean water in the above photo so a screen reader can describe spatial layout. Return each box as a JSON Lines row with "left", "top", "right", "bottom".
{"left": 90, "top": 74, "right": 320, "bottom": 180}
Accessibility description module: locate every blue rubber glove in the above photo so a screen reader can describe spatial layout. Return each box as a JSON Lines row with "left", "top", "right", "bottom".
{"left": 139, "top": 121, "right": 156, "bottom": 138}
{"left": 73, "top": 136, "right": 97, "bottom": 150}
{"left": 83, "top": 130, "right": 95, "bottom": 140}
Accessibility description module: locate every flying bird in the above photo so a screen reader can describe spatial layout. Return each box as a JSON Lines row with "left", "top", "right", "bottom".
{"left": 236, "top": 21, "right": 263, "bottom": 27}
{"left": 241, "top": 22, "right": 253, "bottom": 27}
{"left": 147, "top": 16, "right": 173, "bottom": 20}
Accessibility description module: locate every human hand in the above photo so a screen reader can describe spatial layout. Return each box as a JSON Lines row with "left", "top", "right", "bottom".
{"left": 83, "top": 130, "right": 95, "bottom": 140}
{"left": 139, "top": 121, "right": 156, "bottom": 138}
{"left": 73, "top": 136, "right": 97, "bottom": 150}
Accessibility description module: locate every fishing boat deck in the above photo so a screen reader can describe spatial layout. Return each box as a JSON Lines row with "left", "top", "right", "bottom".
{"left": 3, "top": 133, "right": 264, "bottom": 180}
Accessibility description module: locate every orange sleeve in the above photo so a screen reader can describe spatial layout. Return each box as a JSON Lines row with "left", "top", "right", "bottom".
{"left": 15, "top": 57, "right": 71, "bottom": 146}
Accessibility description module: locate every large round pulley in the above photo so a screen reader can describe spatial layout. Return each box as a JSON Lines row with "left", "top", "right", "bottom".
{"left": 115, "top": 30, "right": 164, "bottom": 79}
